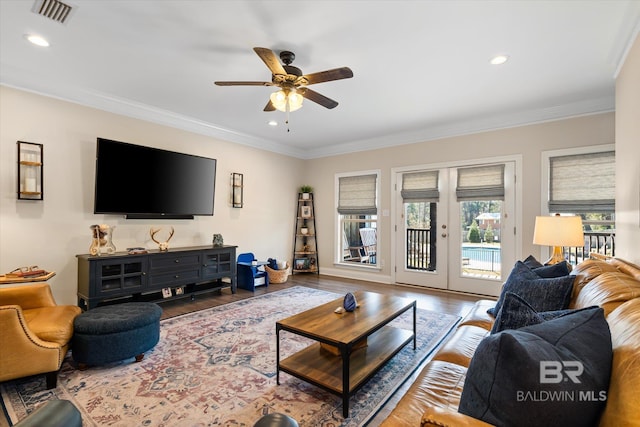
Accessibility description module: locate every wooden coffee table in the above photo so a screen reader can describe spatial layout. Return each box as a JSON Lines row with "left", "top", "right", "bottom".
{"left": 276, "top": 290, "right": 416, "bottom": 418}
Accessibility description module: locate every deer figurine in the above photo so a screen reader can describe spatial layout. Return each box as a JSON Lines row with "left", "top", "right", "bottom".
{"left": 150, "top": 226, "right": 174, "bottom": 251}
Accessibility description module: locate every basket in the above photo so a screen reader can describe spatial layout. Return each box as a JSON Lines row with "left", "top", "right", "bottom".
{"left": 265, "top": 263, "right": 290, "bottom": 283}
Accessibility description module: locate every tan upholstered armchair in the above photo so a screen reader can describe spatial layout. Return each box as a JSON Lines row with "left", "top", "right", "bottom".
{"left": 0, "top": 283, "right": 81, "bottom": 389}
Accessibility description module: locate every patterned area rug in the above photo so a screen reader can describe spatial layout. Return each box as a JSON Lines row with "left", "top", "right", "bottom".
{"left": 1, "top": 287, "right": 460, "bottom": 426}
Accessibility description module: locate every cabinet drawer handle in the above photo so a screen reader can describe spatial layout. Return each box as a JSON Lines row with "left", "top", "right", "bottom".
{"left": 174, "top": 259, "right": 180, "bottom": 263}
{"left": 174, "top": 275, "right": 179, "bottom": 279}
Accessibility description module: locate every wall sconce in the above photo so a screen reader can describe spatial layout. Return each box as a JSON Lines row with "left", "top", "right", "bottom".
{"left": 231, "top": 173, "right": 243, "bottom": 208}
{"left": 17, "top": 141, "right": 44, "bottom": 200}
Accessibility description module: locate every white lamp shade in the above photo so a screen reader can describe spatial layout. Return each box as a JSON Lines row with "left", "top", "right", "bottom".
{"left": 533, "top": 215, "right": 584, "bottom": 247}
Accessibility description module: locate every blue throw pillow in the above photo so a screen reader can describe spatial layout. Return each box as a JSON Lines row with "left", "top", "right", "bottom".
{"left": 459, "top": 307, "right": 612, "bottom": 427}
{"left": 522, "top": 255, "right": 570, "bottom": 277}
{"left": 523, "top": 254, "right": 544, "bottom": 269}
{"left": 533, "top": 262, "right": 570, "bottom": 278}
{"left": 487, "top": 261, "right": 574, "bottom": 317}
{"left": 490, "top": 292, "right": 583, "bottom": 334}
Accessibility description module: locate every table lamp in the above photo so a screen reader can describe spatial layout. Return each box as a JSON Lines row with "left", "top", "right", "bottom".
{"left": 533, "top": 214, "right": 584, "bottom": 268}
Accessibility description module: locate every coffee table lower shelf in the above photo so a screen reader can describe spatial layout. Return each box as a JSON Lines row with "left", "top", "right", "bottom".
{"left": 278, "top": 326, "right": 413, "bottom": 412}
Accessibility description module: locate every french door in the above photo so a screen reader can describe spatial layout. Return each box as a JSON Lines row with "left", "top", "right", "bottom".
{"left": 394, "top": 161, "right": 516, "bottom": 296}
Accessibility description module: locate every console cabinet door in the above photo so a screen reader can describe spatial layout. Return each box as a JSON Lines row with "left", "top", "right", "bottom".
{"left": 91, "top": 257, "right": 148, "bottom": 296}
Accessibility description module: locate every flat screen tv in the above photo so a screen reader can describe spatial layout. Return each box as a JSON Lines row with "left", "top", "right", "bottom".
{"left": 94, "top": 138, "right": 216, "bottom": 219}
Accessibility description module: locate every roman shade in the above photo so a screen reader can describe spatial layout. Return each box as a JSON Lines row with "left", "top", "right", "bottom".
{"left": 401, "top": 171, "right": 440, "bottom": 202}
{"left": 456, "top": 164, "right": 505, "bottom": 201}
{"left": 337, "top": 174, "right": 377, "bottom": 215}
{"left": 549, "top": 151, "right": 615, "bottom": 213}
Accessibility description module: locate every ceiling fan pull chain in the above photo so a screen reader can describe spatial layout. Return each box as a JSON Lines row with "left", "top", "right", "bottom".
{"left": 286, "top": 101, "right": 291, "bottom": 132}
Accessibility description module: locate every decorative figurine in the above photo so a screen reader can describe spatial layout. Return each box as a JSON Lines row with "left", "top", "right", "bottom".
{"left": 150, "top": 226, "right": 174, "bottom": 251}
{"left": 90, "top": 224, "right": 116, "bottom": 256}
{"left": 343, "top": 292, "right": 358, "bottom": 312}
{"left": 212, "top": 233, "right": 224, "bottom": 247}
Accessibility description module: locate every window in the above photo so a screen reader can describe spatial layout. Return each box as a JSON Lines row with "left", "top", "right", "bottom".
{"left": 337, "top": 171, "right": 379, "bottom": 266}
{"left": 543, "top": 146, "right": 615, "bottom": 261}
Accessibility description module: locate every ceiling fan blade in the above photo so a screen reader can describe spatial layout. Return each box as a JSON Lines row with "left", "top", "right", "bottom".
{"left": 300, "top": 88, "right": 339, "bottom": 109}
{"left": 303, "top": 67, "right": 353, "bottom": 85}
{"left": 214, "top": 81, "right": 273, "bottom": 86}
{"left": 263, "top": 100, "right": 276, "bottom": 112}
{"left": 253, "top": 47, "right": 287, "bottom": 76}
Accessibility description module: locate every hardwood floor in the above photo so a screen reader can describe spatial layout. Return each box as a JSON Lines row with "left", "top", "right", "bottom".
{"left": 160, "top": 273, "right": 482, "bottom": 320}
{"left": 1, "top": 275, "right": 486, "bottom": 427}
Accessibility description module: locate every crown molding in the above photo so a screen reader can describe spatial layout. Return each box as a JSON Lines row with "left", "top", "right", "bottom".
{"left": 1, "top": 70, "right": 614, "bottom": 161}
{"left": 304, "top": 96, "right": 615, "bottom": 159}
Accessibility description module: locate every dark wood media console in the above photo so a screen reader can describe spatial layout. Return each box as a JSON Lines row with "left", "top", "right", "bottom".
{"left": 77, "top": 245, "right": 237, "bottom": 309}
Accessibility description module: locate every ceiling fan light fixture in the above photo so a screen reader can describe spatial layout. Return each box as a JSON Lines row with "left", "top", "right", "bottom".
{"left": 270, "top": 89, "right": 303, "bottom": 112}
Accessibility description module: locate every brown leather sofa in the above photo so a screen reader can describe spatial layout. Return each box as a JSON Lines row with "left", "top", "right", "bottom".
{"left": 0, "top": 283, "right": 82, "bottom": 389}
{"left": 381, "top": 257, "right": 640, "bottom": 426}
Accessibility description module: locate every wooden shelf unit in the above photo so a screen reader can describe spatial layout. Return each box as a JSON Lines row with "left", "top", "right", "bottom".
{"left": 292, "top": 193, "right": 319, "bottom": 274}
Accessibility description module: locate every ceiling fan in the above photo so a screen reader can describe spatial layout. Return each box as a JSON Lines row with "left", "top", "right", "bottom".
{"left": 214, "top": 47, "right": 353, "bottom": 112}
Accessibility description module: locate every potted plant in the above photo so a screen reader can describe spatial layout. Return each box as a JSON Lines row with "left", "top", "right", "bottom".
{"left": 300, "top": 185, "right": 313, "bottom": 199}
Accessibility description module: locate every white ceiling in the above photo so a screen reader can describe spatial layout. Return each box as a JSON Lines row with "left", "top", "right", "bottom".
{"left": 1, "top": 1, "right": 639, "bottom": 159}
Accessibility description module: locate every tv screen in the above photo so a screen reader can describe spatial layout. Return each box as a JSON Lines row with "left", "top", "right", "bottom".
{"left": 94, "top": 138, "right": 216, "bottom": 218}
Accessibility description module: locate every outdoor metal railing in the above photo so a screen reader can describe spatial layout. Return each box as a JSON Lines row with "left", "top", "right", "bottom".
{"left": 405, "top": 229, "right": 615, "bottom": 273}
{"left": 566, "top": 231, "right": 615, "bottom": 265}
{"left": 406, "top": 228, "right": 435, "bottom": 270}
{"left": 461, "top": 246, "right": 501, "bottom": 273}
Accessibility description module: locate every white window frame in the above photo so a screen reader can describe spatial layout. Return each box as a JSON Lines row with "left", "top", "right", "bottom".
{"left": 335, "top": 170, "right": 381, "bottom": 268}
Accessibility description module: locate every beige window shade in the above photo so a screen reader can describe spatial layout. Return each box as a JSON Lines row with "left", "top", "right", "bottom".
{"left": 456, "top": 164, "right": 505, "bottom": 201}
{"left": 337, "top": 174, "right": 377, "bottom": 215}
{"left": 401, "top": 171, "right": 439, "bottom": 202}
{"left": 549, "top": 151, "right": 615, "bottom": 213}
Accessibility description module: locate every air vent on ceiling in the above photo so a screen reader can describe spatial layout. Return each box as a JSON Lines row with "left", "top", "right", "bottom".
{"left": 32, "top": 0, "right": 74, "bottom": 24}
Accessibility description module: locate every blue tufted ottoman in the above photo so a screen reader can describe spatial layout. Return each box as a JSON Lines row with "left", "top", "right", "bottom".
{"left": 72, "top": 302, "right": 162, "bottom": 369}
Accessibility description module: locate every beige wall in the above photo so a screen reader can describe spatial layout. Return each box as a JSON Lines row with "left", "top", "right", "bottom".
{"left": 615, "top": 34, "right": 640, "bottom": 265}
{"left": 308, "top": 114, "right": 616, "bottom": 281}
{"left": 0, "top": 86, "right": 304, "bottom": 305}
{"left": 2, "top": 82, "right": 632, "bottom": 302}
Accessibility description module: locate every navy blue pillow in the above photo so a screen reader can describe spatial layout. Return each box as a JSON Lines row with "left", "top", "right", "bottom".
{"left": 491, "top": 292, "right": 582, "bottom": 334}
{"left": 460, "top": 307, "right": 612, "bottom": 427}
{"left": 533, "top": 262, "right": 570, "bottom": 278}
{"left": 522, "top": 255, "right": 570, "bottom": 277}
{"left": 487, "top": 261, "right": 574, "bottom": 317}
{"left": 523, "top": 254, "right": 544, "bottom": 269}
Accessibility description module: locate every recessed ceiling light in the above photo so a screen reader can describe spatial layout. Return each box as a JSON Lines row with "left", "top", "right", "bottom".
{"left": 25, "top": 34, "right": 50, "bottom": 47}
{"left": 490, "top": 54, "right": 509, "bottom": 65}
{"left": 268, "top": 120, "right": 278, "bottom": 126}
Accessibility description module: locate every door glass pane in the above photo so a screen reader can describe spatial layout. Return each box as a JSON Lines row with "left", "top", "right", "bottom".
{"left": 460, "top": 200, "right": 502, "bottom": 280}
{"left": 404, "top": 201, "right": 436, "bottom": 271}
